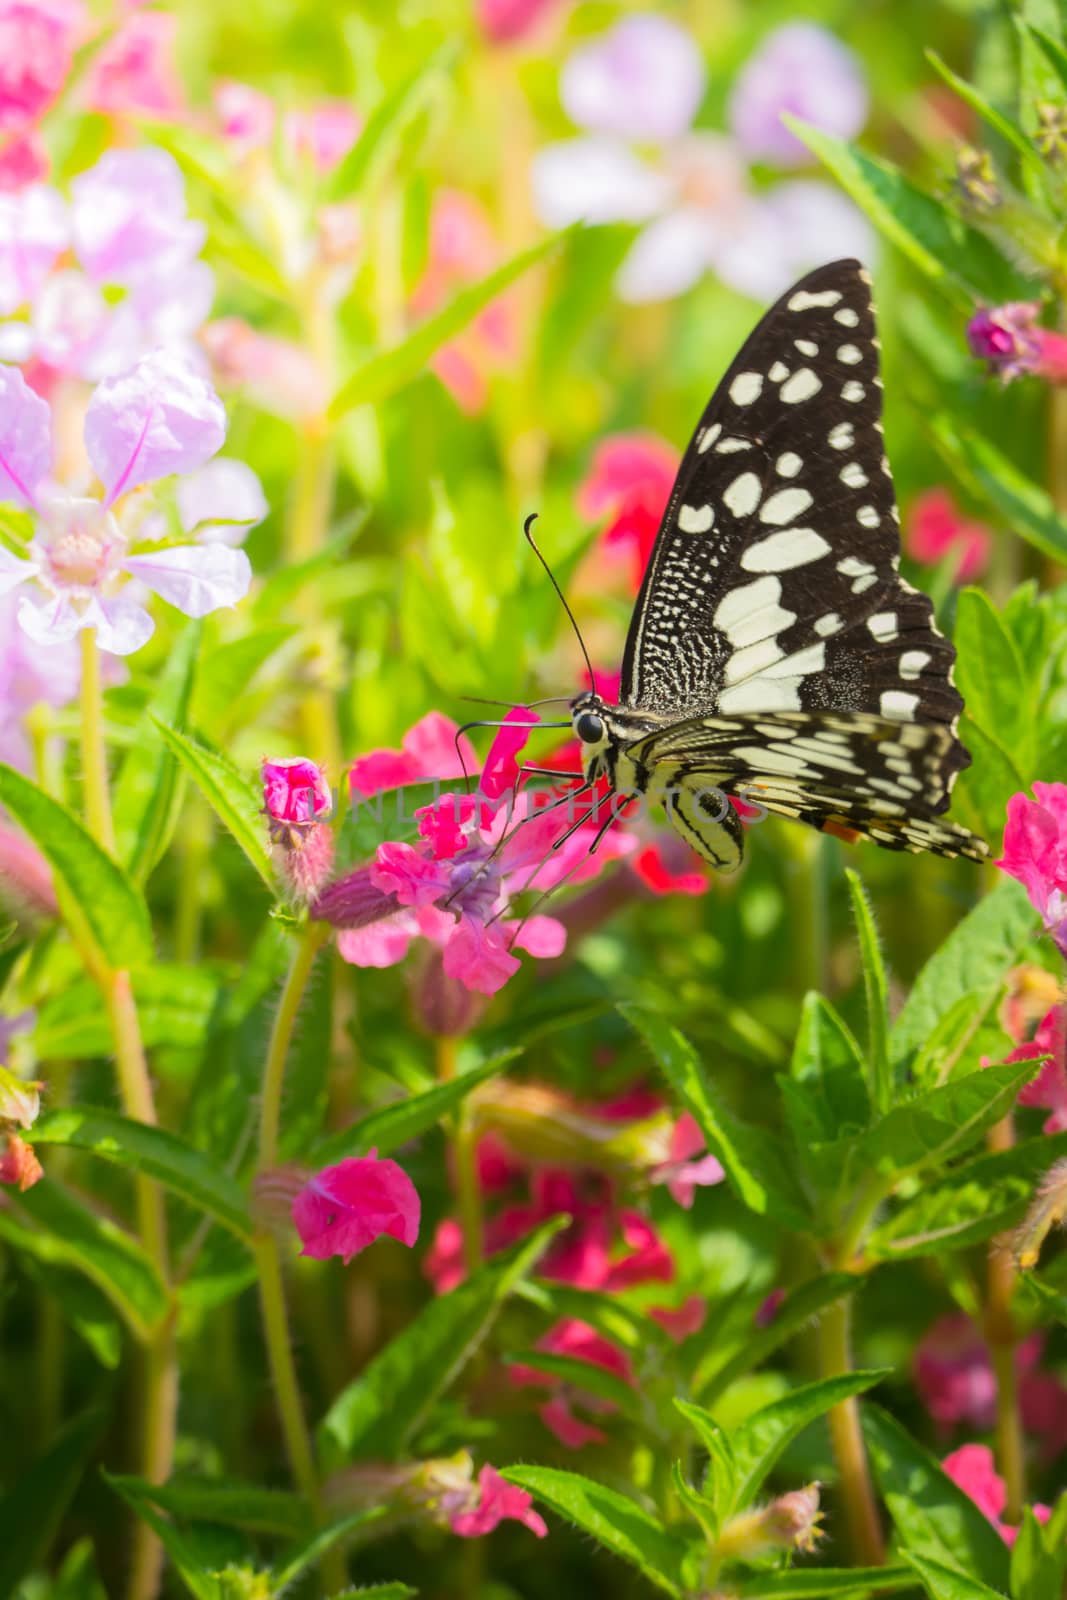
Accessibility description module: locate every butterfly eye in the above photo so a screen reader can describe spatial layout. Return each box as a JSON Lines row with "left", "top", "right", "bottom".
{"left": 575, "top": 712, "right": 604, "bottom": 744}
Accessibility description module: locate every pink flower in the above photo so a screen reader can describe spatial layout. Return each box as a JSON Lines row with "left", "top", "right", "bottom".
{"left": 84, "top": 9, "right": 183, "bottom": 119}
{"left": 560, "top": 14, "right": 705, "bottom": 143}
{"left": 283, "top": 101, "right": 361, "bottom": 174}
{"left": 0, "top": 354, "right": 249, "bottom": 655}
{"left": 0, "top": 130, "right": 48, "bottom": 190}
{"left": 214, "top": 81, "right": 276, "bottom": 152}
{"left": 511, "top": 1318, "right": 634, "bottom": 1448}
{"left": 968, "top": 303, "right": 1067, "bottom": 384}
{"left": 201, "top": 319, "right": 327, "bottom": 423}
{"left": 348, "top": 711, "right": 478, "bottom": 799}
{"left": 728, "top": 23, "right": 868, "bottom": 167}
{"left": 652, "top": 1112, "right": 725, "bottom": 1209}
{"left": 0, "top": 1130, "right": 42, "bottom": 1190}
{"left": 577, "top": 433, "right": 679, "bottom": 588}
{"left": 913, "top": 1314, "right": 1067, "bottom": 1456}
{"left": 756, "top": 1287, "right": 787, "bottom": 1328}
{"left": 449, "top": 1465, "right": 547, "bottom": 1539}
{"left": 0, "top": 0, "right": 83, "bottom": 133}
{"left": 649, "top": 1295, "right": 706, "bottom": 1342}
{"left": 262, "top": 757, "right": 332, "bottom": 827}
{"left": 997, "top": 782, "right": 1067, "bottom": 958}
{"left": 629, "top": 843, "right": 707, "bottom": 896}
{"left": 477, "top": 0, "right": 560, "bottom": 46}
{"left": 0, "top": 183, "right": 67, "bottom": 315}
{"left": 292, "top": 1150, "right": 420, "bottom": 1265}
{"left": 942, "top": 1444, "right": 1051, "bottom": 1545}
{"left": 906, "top": 488, "right": 992, "bottom": 583}
{"left": 1015, "top": 1007, "right": 1067, "bottom": 1133}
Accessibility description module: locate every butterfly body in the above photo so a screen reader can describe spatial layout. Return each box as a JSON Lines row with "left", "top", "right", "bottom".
{"left": 565, "top": 259, "right": 988, "bottom": 869}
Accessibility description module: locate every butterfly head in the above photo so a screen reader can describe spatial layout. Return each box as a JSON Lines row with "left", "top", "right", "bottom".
{"left": 570, "top": 690, "right": 612, "bottom": 781}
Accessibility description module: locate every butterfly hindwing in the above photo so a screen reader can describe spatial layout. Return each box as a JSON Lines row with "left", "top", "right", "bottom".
{"left": 618, "top": 259, "right": 968, "bottom": 811}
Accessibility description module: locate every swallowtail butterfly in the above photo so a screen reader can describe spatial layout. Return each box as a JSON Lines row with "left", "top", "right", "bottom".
{"left": 565, "top": 258, "right": 987, "bottom": 871}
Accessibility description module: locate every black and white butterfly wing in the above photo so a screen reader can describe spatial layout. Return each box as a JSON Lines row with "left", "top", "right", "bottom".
{"left": 618, "top": 257, "right": 976, "bottom": 839}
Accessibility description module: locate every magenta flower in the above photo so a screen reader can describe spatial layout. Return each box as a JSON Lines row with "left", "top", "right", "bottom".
{"left": 532, "top": 13, "right": 872, "bottom": 304}
{"left": 510, "top": 1318, "right": 635, "bottom": 1449}
{"left": 906, "top": 488, "right": 992, "bottom": 584}
{"left": 477, "top": 0, "right": 559, "bottom": 45}
{"left": 728, "top": 23, "right": 868, "bottom": 167}
{"left": 262, "top": 757, "right": 333, "bottom": 827}
{"left": 0, "top": 0, "right": 82, "bottom": 134}
{"left": 649, "top": 1296, "right": 706, "bottom": 1343}
{"left": 651, "top": 1112, "right": 725, "bottom": 1208}
{"left": 968, "top": 303, "right": 1067, "bottom": 385}
{"left": 83, "top": 9, "right": 184, "bottom": 120}
{"left": 283, "top": 101, "right": 361, "bottom": 175}
{"left": 214, "top": 80, "right": 276, "bottom": 153}
{"left": 449, "top": 1466, "right": 547, "bottom": 1539}
{"left": 577, "top": 432, "right": 680, "bottom": 591}
{"left": 292, "top": 1151, "right": 420, "bottom": 1265}
{"left": 348, "top": 711, "right": 478, "bottom": 799}
{"left": 912, "top": 1313, "right": 1067, "bottom": 1457}
{"left": 996, "top": 782, "right": 1067, "bottom": 958}
{"left": 0, "top": 354, "right": 250, "bottom": 655}
{"left": 1015, "top": 1007, "right": 1067, "bottom": 1133}
{"left": 0, "top": 148, "right": 213, "bottom": 381}
{"left": 942, "top": 1445, "right": 1051, "bottom": 1546}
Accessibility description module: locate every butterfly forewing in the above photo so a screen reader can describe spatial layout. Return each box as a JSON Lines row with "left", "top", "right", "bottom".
{"left": 617, "top": 257, "right": 975, "bottom": 838}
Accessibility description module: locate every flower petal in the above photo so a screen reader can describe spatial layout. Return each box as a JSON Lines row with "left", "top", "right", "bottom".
{"left": 124, "top": 542, "right": 251, "bottom": 618}
{"left": 510, "top": 913, "right": 566, "bottom": 959}
{"left": 531, "top": 137, "right": 670, "bottom": 228}
{"left": 17, "top": 591, "right": 82, "bottom": 646}
{"left": 0, "top": 183, "right": 69, "bottom": 315}
{"left": 0, "top": 546, "right": 36, "bottom": 595}
{"left": 85, "top": 349, "right": 227, "bottom": 505}
{"left": 728, "top": 23, "right": 868, "bottom": 167}
{"left": 615, "top": 208, "right": 716, "bottom": 303}
{"left": 443, "top": 917, "right": 521, "bottom": 995}
{"left": 561, "top": 14, "right": 705, "bottom": 142}
{"left": 71, "top": 147, "right": 202, "bottom": 287}
{"left": 175, "top": 457, "right": 268, "bottom": 543}
{"left": 0, "top": 363, "right": 51, "bottom": 508}
{"left": 292, "top": 1152, "right": 420, "bottom": 1264}
{"left": 336, "top": 913, "right": 419, "bottom": 968}
{"left": 450, "top": 1465, "right": 548, "bottom": 1539}
{"left": 86, "top": 593, "right": 155, "bottom": 657}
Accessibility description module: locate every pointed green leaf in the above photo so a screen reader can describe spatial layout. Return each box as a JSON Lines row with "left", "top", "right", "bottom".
{"left": 902, "top": 1551, "right": 1006, "bottom": 1600}
{"left": 788, "top": 121, "right": 1034, "bottom": 305}
{"left": 34, "top": 965, "right": 222, "bottom": 1060}
{"left": 673, "top": 1399, "right": 737, "bottom": 1524}
{"left": 933, "top": 414, "right": 1067, "bottom": 565}
{"left": 954, "top": 590, "right": 1030, "bottom": 758}
{"left": 790, "top": 990, "right": 870, "bottom": 1135}
{"left": 104, "top": 1474, "right": 219, "bottom": 1600}
{"left": 150, "top": 720, "right": 273, "bottom": 889}
{"left": 111, "top": 1478, "right": 309, "bottom": 1539}
{"left": 925, "top": 51, "right": 1049, "bottom": 179}
{"left": 327, "top": 39, "right": 458, "bottom": 200}
{"left": 318, "top": 1221, "right": 563, "bottom": 1464}
{"left": 730, "top": 1370, "right": 890, "bottom": 1511}
{"left": 736, "top": 1571, "right": 917, "bottom": 1598}
{"left": 0, "top": 763, "right": 152, "bottom": 973}
{"left": 0, "top": 1410, "right": 104, "bottom": 1600}
{"left": 504, "top": 1350, "right": 643, "bottom": 1421}
{"left": 30, "top": 1106, "right": 252, "bottom": 1241}
{"left": 1010, "top": 1498, "right": 1067, "bottom": 1600}
{"left": 863, "top": 1406, "right": 1011, "bottom": 1591}
{"left": 273, "top": 1510, "right": 388, "bottom": 1588}
{"left": 890, "top": 878, "right": 1037, "bottom": 1069}
{"left": 329, "top": 232, "right": 565, "bottom": 419}
{"left": 311, "top": 1050, "right": 516, "bottom": 1165}
{"left": 500, "top": 1467, "right": 689, "bottom": 1597}
{"left": 694, "top": 1275, "right": 860, "bottom": 1404}
{"left": 845, "top": 871, "right": 892, "bottom": 1113}
{"left": 621, "top": 1004, "right": 810, "bottom": 1229}
{"left": 112, "top": 621, "right": 200, "bottom": 881}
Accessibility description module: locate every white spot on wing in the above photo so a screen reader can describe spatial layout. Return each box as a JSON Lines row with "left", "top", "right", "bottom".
{"left": 722, "top": 471, "right": 762, "bottom": 519}
{"left": 768, "top": 360, "right": 789, "bottom": 382}
{"left": 899, "top": 650, "right": 931, "bottom": 680}
{"left": 814, "top": 612, "right": 842, "bottom": 636}
{"left": 840, "top": 461, "right": 867, "bottom": 488}
{"left": 776, "top": 452, "right": 803, "bottom": 477}
{"left": 713, "top": 574, "right": 796, "bottom": 648}
{"left": 741, "top": 527, "right": 831, "bottom": 572}
{"left": 698, "top": 422, "right": 721, "bottom": 454}
{"left": 837, "top": 344, "right": 863, "bottom": 364}
{"left": 678, "top": 503, "right": 713, "bottom": 534}
{"left": 828, "top": 422, "right": 854, "bottom": 450}
{"left": 867, "top": 612, "right": 898, "bottom": 641}
{"left": 715, "top": 436, "right": 751, "bottom": 454}
{"left": 723, "top": 636, "right": 784, "bottom": 684}
{"left": 789, "top": 288, "right": 842, "bottom": 310}
{"left": 794, "top": 338, "right": 818, "bottom": 357}
{"left": 856, "top": 504, "right": 880, "bottom": 528}
{"left": 760, "top": 487, "right": 814, "bottom": 526}
{"left": 842, "top": 380, "right": 866, "bottom": 403}
{"left": 881, "top": 689, "right": 919, "bottom": 720}
{"left": 835, "top": 307, "right": 859, "bottom": 326}
{"left": 730, "top": 371, "right": 763, "bottom": 406}
{"left": 781, "top": 368, "right": 821, "bottom": 404}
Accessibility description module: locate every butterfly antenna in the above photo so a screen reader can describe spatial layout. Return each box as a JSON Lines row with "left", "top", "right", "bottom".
{"left": 524, "top": 513, "right": 597, "bottom": 696}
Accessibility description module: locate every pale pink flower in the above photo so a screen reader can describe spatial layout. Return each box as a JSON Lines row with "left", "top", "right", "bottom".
{"left": 214, "top": 80, "right": 276, "bottom": 152}
{"left": 292, "top": 1150, "right": 420, "bottom": 1264}
{"left": 560, "top": 14, "right": 705, "bottom": 143}
{"left": 0, "top": 0, "right": 83, "bottom": 133}
{"left": 0, "top": 354, "right": 249, "bottom": 655}
{"left": 348, "top": 711, "right": 478, "bottom": 799}
{"left": 651, "top": 1112, "right": 725, "bottom": 1208}
{"left": 906, "top": 488, "right": 991, "bottom": 583}
{"left": 0, "top": 130, "right": 48, "bottom": 190}
{"left": 1015, "top": 1007, "right": 1067, "bottom": 1134}
{"left": 914, "top": 1314, "right": 1067, "bottom": 1456}
{"left": 942, "top": 1444, "right": 1051, "bottom": 1545}
{"left": 283, "top": 101, "right": 360, "bottom": 175}
{"left": 83, "top": 9, "right": 183, "bottom": 119}
{"left": 478, "top": 0, "right": 560, "bottom": 46}
{"left": 201, "top": 318, "right": 328, "bottom": 423}
{"left": 649, "top": 1295, "right": 706, "bottom": 1342}
{"left": 728, "top": 23, "right": 868, "bottom": 167}
{"left": 997, "top": 783, "right": 1067, "bottom": 958}
{"left": 0, "top": 183, "right": 67, "bottom": 314}
{"left": 968, "top": 303, "right": 1067, "bottom": 385}
{"left": 449, "top": 1465, "right": 547, "bottom": 1539}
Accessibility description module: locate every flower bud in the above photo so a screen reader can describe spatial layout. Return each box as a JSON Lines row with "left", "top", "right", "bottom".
{"left": 0, "top": 1065, "right": 41, "bottom": 1130}
{"left": 407, "top": 946, "right": 489, "bottom": 1037}
{"left": 261, "top": 757, "right": 335, "bottom": 902}
{"left": 1013, "top": 1157, "right": 1067, "bottom": 1270}
{"left": 0, "top": 1133, "right": 43, "bottom": 1191}
{"left": 967, "top": 302, "right": 1067, "bottom": 385}
{"left": 311, "top": 865, "right": 399, "bottom": 929}
{"left": 0, "top": 824, "right": 58, "bottom": 933}
{"left": 1036, "top": 101, "right": 1067, "bottom": 163}
{"left": 954, "top": 145, "right": 1000, "bottom": 211}
{"left": 714, "top": 1483, "right": 822, "bottom": 1561}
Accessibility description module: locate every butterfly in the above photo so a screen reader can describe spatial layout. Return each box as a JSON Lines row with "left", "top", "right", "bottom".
{"left": 561, "top": 258, "right": 987, "bottom": 872}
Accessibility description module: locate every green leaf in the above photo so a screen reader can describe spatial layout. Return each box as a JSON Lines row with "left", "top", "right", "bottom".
{"left": 933, "top": 415, "right": 1067, "bottom": 565}
{"left": 327, "top": 39, "right": 458, "bottom": 200}
{"left": 673, "top": 1399, "right": 737, "bottom": 1525}
{"left": 1022, "top": 21, "right": 1067, "bottom": 100}
{"left": 111, "top": 1477, "right": 309, "bottom": 1539}
{"left": 1010, "top": 1499, "right": 1067, "bottom": 1600}
{"left": 843, "top": 1057, "right": 1039, "bottom": 1183}
{"left": 112, "top": 621, "right": 200, "bottom": 881}
{"left": 862, "top": 1406, "right": 1011, "bottom": 1592}
{"left": 788, "top": 121, "right": 1033, "bottom": 305}
{"left": 2, "top": 1178, "right": 168, "bottom": 1341}
{"left": 890, "top": 878, "right": 1037, "bottom": 1070}
{"left": 273, "top": 1510, "right": 387, "bottom": 1588}
{"left": 954, "top": 589, "right": 1030, "bottom": 760}
{"left": 329, "top": 1587, "right": 417, "bottom": 1599}
{"left": 790, "top": 990, "right": 870, "bottom": 1137}
{"left": 516, "top": 1278, "right": 667, "bottom": 1354}
{"left": 621, "top": 1004, "right": 810, "bottom": 1230}
{"left": 34, "top": 965, "right": 222, "bottom": 1060}
{"left": 104, "top": 1474, "right": 220, "bottom": 1600}
{"left": 845, "top": 871, "right": 892, "bottom": 1114}
{"left": 866, "top": 1130, "right": 1067, "bottom": 1261}
{"left": 329, "top": 232, "right": 565, "bottom": 419}
{"left": 735, "top": 1570, "right": 918, "bottom": 1598}
{"left": 30, "top": 1106, "right": 252, "bottom": 1241}
{"left": 0, "top": 763, "right": 153, "bottom": 973}
{"left": 901, "top": 1551, "right": 1006, "bottom": 1600}
{"left": 0, "top": 1410, "right": 104, "bottom": 1600}
{"left": 925, "top": 50, "right": 1049, "bottom": 182}
{"left": 191, "top": 626, "right": 297, "bottom": 740}
{"left": 729, "top": 1371, "right": 890, "bottom": 1512}
{"left": 150, "top": 721, "right": 273, "bottom": 889}
{"left": 505, "top": 1350, "right": 643, "bottom": 1420}
{"left": 694, "top": 1275, "right": 860, "bottom": 1404}
{"left": 318, "top": 1221, "right": 562, "bottom": 1464}
{"left": 311, "top": 1050, "right": 516, "bottom": 1164}
{"left": 500, "top": 1467, "right": 690, "bottom": 1597}
{"left": 13, "top": 1246, "right": 121, "bottom": 1367}
{"left": 956, "top": 719, "right": 1028, "bottom": 849}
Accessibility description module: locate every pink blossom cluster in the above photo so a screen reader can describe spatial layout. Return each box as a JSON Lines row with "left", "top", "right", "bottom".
{"left": 998, "top": 781, "right": 1067, "bottom": 961}
{"left": 914, "top": 1313, "right": 1067, "bottom": 1458}
{"left": 943, "top": 1444, "right": 1051, "bottom": 1545}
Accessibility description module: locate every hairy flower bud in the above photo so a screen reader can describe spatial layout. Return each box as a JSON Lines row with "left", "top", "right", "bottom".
{"left": 1036, "top": 101, "right": 1067, "bottom": 163}
{"left": 407, "top": 946, "right": 489, "bottom": 1037}
{"left": 0, "top": 823, "right": 58, "bottom": 933}
{"left": 1013, "top": 1158, "right": 1067, "bottom": 1270}
{"left": 261, "top": 756, "right": 334, "bottom": 902}
{"left": 714, "top": 1483, "right": 822, "bottom": 1561}
{"left": 954, "top": 145, "right": 1000, "bottom": 211}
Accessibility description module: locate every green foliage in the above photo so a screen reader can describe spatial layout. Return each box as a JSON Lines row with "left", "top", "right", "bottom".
{"left": 151, "top": 721, "right": 274, "bottom": 888}
{"left": 0, "top": 1411, "right": 103, "bottom": 1600}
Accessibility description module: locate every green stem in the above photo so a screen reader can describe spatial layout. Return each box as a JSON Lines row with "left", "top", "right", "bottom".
{"left": 436, "top": 1036, "right": 484, "bottom": 1275}
{"left": 259, "top": 924, "right": 328, "bottom": 1171}
{"left": 81, "top": 630, "right": 175, "bottom": 1600}
{"left": 817, "top": 1294, "right": 885, "bottom": 1565}
{"left": 985, "top": 1113, "right": 1026, "bottom": 1522}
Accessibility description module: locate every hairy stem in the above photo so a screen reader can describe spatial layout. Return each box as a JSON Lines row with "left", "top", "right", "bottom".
{"left": 436, "top": 1036, "right": 484, "bottom": 1276}
{"left": 985, "top": 1112, "right": 1026, "bottom": 1522}
{"left": 818, "top": 1294, "right": 885, "bottom": 1565}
